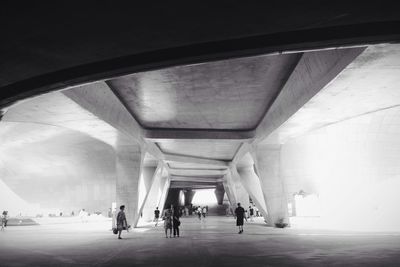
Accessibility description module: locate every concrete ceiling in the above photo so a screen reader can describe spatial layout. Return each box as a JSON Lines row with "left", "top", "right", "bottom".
{"left": 264, "top": 44, "right": 400, "bottom": 144}
{"left": 1, "top": 43, "right": 399, "bottom": 192}
{"left": 3, "top": 91, "right": 120, "bottom": 147}
{"left": 0, "top": 45, "right": 369, "bottom": 191}
{"left": 109, "top": 54, "right": 298, "bottom": 130}
{"left": 1, "top": 3, "right": 400, "bottom": 209}
{"left": 157, "top": 140, "right": 240, "bottom": 161}
{"left": 167, "top": 162, "right": 226, "bottom": 170}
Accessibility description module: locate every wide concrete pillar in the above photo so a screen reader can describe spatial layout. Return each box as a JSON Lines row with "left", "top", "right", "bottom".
{"left": 236, "top": 165, "right": 269, "bottom": 222}
{"left": 228, "top": 166, "right": 250, "bottom": 211}
{"left": 184, "top": 189, "right": 196, "bottom": 206}
{"left": 164, "top": 188, "right": 181, "bottom": 209}
{"left": 253, "top": 145, "right": 289, "bottom": 226}
{"left": 214, "top": 183, "right": 225, "bottom": 205}
{"left": 139, "top": 163, "right": 163, "bottom": 222}
{"left": 115, "top": 142, "right": 143, "bottom": 228}
{"left": 222, "top": 174, "right": 237, "bottom": 213}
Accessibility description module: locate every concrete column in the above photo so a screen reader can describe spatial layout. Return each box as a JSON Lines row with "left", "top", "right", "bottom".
{"left": 222, "top": 174, "right": 237, "bottom": 214}
{"left": 236, "top": 165, "right": 269, "bottom": 222}
{"left": 214, "top": 183, "right": 225, "bottom": 205}
{"left": 157, "top": 172, "right": 170, "bottom": 214}
{"left": 253, "top": 145, "right": 289, "bottom": 226}
{"left": 139, "top": 163, "right": 163, "bottom": 222}
{"left": 164, "top": 188, "right": 181, "bottom": 209}
{"left": 115, "top": 142, "right": 143, "bottom": 228}
{"left": 184, "top": 190, "right": 196, "bottom": 206}
{"left": 228, "top": 166, "right": 250, "bottom": 211}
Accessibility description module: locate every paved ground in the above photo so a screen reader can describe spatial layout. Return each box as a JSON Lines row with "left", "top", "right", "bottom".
{"left": 1, "top": 216, "right": 400, "bottom": 267}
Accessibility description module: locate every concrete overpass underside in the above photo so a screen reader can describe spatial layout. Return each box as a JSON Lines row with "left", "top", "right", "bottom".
{"left": 2, "top": 43, "right": 400, "bottom": 231}
{"left": 2, "top": 3, "right": 400, "bottom": 266}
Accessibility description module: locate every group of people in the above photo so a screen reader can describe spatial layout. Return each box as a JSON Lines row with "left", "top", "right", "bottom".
{"left": 114, "top": 202, "right": 249, "bottom": 239}
{"left": 162, "top": 205, "right": 181, "bottom": 238}
{"left": 195, "top": 206, "right": 208, "bottom": 220}
{"left": 115, "top": 204, "right": 181, "bottom": 240}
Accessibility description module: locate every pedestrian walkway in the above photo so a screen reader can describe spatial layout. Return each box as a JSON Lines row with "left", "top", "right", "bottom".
{"left": 1, "top": 216, "right": 400, "bottom": 266}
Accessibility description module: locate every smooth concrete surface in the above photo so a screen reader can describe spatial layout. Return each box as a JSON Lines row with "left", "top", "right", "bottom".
{"left": 109, "top": 53, "right": 298, "bottom": 130}
{"left": 184, "top": 190, "right": 196, "bottom": 206}
{"left": 256, "top": 47, "right": 364, "bottom": 144}
{"left": 214, "top": 183, "right": 225, "bottom": 205}
{"left": 141, "top": 165, "right": 164, "bottom": 222}
{"left": 1, "top": 217, "right": 400, "bottom": 267}
{"left": 1, "top": 43, "right": 400, "bottom": 235}
{"left": 237, "top": 165, "right": 269, "bottom": 221}
{"left": 264, "top": 44, "right": 400, "bottom": 145}
{"left": 2, "top": 91, "right": 120, "bottom": 147}
{"left": 254, "top": 145, "right": 289, "bottom": 226}
{"left": 0, "top": 122, "right": 116, "bottom": 216}
{"left": 227, "top": 167, "right": 250, "bottom": 210}
{"left": 158, "top": 140, "right": 240, "bottom": 161}
{"left": 279, "top": 105, "right": 400, "bottom": 231}
{"left": 63, "top": 83, "right": 143, "bottom": 142}
{"left": 222, "top": 176, "right": 238, "bottom": 213}
{"left": 115, "top": 143, "right": 143, "bottom": 227}
{"left": 0, "top": 46, "right": 364, "bottom": 222}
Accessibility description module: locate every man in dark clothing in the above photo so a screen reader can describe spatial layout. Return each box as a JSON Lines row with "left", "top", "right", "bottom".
{"left": 154, "top": 207, "right": 160, "bottom": 226}
{"left": 235, "top": 203, "right": 245, "bottom": 234}
{"left": 172, "top": 205, "right": 181, "bottom": 237}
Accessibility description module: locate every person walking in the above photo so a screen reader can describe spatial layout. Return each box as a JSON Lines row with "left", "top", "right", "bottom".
{"left": 172, "top": 205, "right": 181, "bottom": 237}
{"left": 249, "top": 206, "right": 254, "bottom": 222}
{"left": 163, "top": 206, "right": 173, "bottom": 238}
{"left": 79, "top": 209, "right": 88, "bottom": 223}
{"left": 235, "top": 203, "right": 245, "bottom": 234}
{"left": 197, "top": 206, "right": 202, "bottom": 220}
{"left": 1, "top": 211, "right": 8, "bottom": 231}
{"left": 116, "top": 205, "right": 128, "bottom": 239}
{"left": 154, "top": 207, "right": 160, "bottom": 226}
{"left": 202, "top": 206, "right": 207, "bottom": 219}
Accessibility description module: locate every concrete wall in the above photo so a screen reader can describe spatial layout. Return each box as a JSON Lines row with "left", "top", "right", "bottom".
{"left": 0, "top": 123, "right": 117, "bottom": 216}
{"left": 280, "top": 106, "right": 400, "bottom": 231}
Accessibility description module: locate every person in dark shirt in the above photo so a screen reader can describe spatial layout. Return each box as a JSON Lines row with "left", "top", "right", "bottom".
{"left": 172, "top": 205, "right": 181, "bottom": 237}
{"left": 235, "top": 203, "right": 245, "bottom": 234}
{"left": 154, "top": 207, "right": 160, "bottom": 226}
{"left": 249, "top": 206, "right": 254, "bottom": 222}
{"left": 116, "top": 205, "right": 128, "bottom": 239}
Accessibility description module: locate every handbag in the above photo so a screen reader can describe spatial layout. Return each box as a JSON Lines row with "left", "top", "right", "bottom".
{"left": 123, "top": 224, "right": 131, "bottom": 230}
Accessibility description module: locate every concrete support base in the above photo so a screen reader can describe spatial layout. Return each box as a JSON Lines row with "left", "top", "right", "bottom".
{"left": 165, "top": 188, "right": 182, "bottom": 209}
{"left": 237, "top": 165, "right": 269, "bottom": 222}
{"left": 228, "top": 167, "right": 250, "bottom": 212}
{"left": 222, "top": 175, "right": 237, "bottom": 214}
{"left": 214, "top": 183, "right": 225, "bottom": 205}
{"left": 184, "top": 189, "right": 196, "bottom": 206}
{"left": 253, "top": 145, "right": 289, "bottom": 226}
{"left": 140, "top": 163, "right": 163, "bottom": 222}
{"left": 115, "top": 142, "right": 143, "bottom": 228}
{"left": 157, "top": 172, "right": 170, "bottom": 214}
